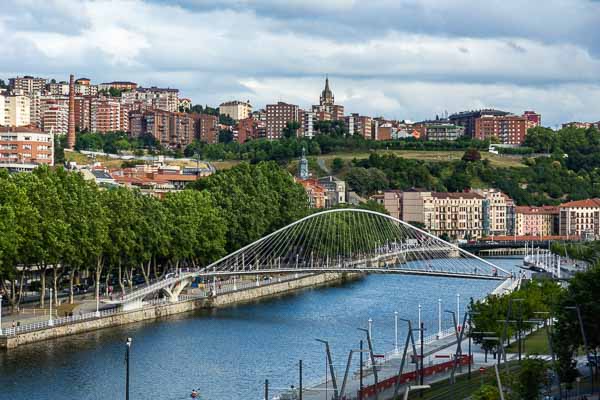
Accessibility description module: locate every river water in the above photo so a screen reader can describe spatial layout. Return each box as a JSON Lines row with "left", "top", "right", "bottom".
{"left": 0, "top": 257, "right": 521, "bottom": 400}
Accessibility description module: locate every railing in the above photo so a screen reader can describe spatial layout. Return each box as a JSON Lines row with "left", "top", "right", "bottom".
{"left": 1, "top": 307, "right": 120, "bottom": 337}
{"left": 0, "top": 272, "right": 316, "bottom": 338}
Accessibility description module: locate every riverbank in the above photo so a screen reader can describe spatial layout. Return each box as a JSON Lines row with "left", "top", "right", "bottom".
{"left": 0, "top": 272, "right": 359, "bottom": 350}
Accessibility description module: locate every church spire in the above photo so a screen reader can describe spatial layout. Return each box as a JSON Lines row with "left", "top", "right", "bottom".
{"left": 320, "top": 74, "right": 334, "bottom": 106}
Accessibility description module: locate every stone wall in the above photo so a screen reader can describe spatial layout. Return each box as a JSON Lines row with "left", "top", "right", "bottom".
{"left": 1, "top": 272, "right": 360, "bottom": 350}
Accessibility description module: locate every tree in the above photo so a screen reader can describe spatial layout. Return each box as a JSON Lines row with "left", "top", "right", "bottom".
{"left": 462, "top": 148, "right": 482, "bottom": 162}
{"left": 512, "top": 358, "right": 549, "bottom": 399}
{"left": 282, "top": 121, "right": 300, "bottom": 139}
{"left": 331, "top": 157, "right": 344, "bottom": 173}
{"left": 471, "top": 384, "right": 500, "bottom": 400}
{"left": 218, "top": 129, "right": 234, "bottom": 144}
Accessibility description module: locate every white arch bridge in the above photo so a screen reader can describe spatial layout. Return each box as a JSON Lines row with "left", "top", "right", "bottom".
{"left": 108, "top": 209, "right": 510, "bottom": 310}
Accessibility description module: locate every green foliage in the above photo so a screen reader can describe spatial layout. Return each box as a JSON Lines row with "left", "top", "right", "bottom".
{"left": 218, "top": 129, "right": 234, "bottom": 144}
{"left": 470, "top": 278, "right": 562, "bottom": 354}
{"left": 462, "top": 148, "right": 482, "bottom": 162}
{"left": 282, "top": 121, "right": 301, "bottom": 139}
{"left": 75, "top": 132, "right": 158, "bottom": 154}
{"left": 191, "top": 162, "right": 309, "bottom": 252}
{"left": 552, "top": 263, "right": 600, "bottom": 386}
{"left": 345, "top": 166, "right": 389, "bottom": 196}
{"left": 511, "top": 358, "right": 549, "bottom": 399}
{"left": 471, "top": 384, "right": 500, "bottom": 400}
{"left": 331, "top": 157, "right": 345, "bottom": 173}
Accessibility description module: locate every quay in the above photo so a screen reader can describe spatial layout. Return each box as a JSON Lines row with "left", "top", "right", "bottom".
{"left": 0, "top": 272, "right": 360, "bottom": 349}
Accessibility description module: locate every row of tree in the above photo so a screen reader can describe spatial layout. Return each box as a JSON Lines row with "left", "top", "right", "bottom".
{"left": 470, "top": 262, "right": 600, "bottom": 395}
{"left": 0, "top": 162, "right": 309, "bottom": 309}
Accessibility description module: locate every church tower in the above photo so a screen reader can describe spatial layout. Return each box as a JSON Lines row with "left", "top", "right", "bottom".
{"left": 319, "top": 75, "right": 334, "bottom": 107}
{"left": 298, "top": 147, "right": 309, "bottom": 180}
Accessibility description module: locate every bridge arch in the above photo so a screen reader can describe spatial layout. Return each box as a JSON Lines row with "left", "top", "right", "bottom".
{"left": 112, "top": 208, "right": 510, "bottom": 307}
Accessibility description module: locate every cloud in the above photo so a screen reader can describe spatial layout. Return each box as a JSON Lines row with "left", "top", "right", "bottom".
{"left": 0, "top": 0, "right": 599, "bottom": 126}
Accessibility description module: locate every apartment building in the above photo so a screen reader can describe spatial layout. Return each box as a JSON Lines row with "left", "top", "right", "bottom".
{"left": 131, "top": 110, "right": 198, "bottom": 148}
{"left": 219, "top": 100, "right": 252, "bottom": 121}
{"left": 9, "top": 76, "right": 46, "bottom": 96}
{"left": 346, "top": 113, "right": 372, "bottom": 139}
{"left": 474, "top": 114, "right": 528, "bottom": 145}
{"left": 266, "top": 102, "right": 299, "bottom": 139}
{"left": 4, "top": 95, "right": 31, "bottom": 127}
{"left": 0, "top": 126, "right": 53, "bottom": 166}
{"left": 299, "top": 110, "right": 316, "bottom": 138}
{"left": 422, "top": 123, "right": 465, "bottom": 141}
{"left": 40, "top": 98, "right": 69, "bottom": 135}
{"left": 98, "top": 81, "right": 138, "bottom": 91}
{"left": 403, "top": 191, "right": 484, "bottom": 239}
{"left": 317, "top": 176, "right": 346, "bottom": 207}
{"left": 382, "top": 190, "right": 402, "bottom": 220}
{"left": 197, "top": 114, "right": 218, "bottom": 144}
{"left": 515, "top": 206, "right": 559, "bottom": 237}
{"left": 472, "top": 188, "right": 514, "bottom": 236}
{"left": 0, "top": 96, "right": 4, "bottom": 127}
{"left": 296, "top": 178, "right": 326, "bottom": 208}
{"left": 236, "top": 117, "right": 257, "bottom": 143}
{"left": 74, "top": 97, "right": 93, "bottom": 132}
{"left": 122, "top": 87, "right": 179, "bottom": 112}
{"left": 449, "top": 109, "right": 509, "bottom": 138}
{"left": 559, "top": 198, "right": 600, "bottom": 239}
{"left": 91, "top": 98, "right": 121, "bottom": 133}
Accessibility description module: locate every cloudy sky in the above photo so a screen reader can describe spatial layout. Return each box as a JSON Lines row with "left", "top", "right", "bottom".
{"left": 2, "top": 0, "right": 600, "bottom": 126}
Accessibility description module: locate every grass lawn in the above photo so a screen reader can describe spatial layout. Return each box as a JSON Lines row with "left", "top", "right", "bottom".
{"left": 507, "top": 326, "right": 551, "bottom": 355}
{"left": 404, "top": 361, "right": 523, "bottom": 400}
{"left": 318, "top": 149, "right": 526, "bottom": 169}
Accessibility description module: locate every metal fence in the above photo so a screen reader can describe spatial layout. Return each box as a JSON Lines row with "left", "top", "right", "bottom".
{"left": 0, "top": 272, "right": 315, "bottom": 338}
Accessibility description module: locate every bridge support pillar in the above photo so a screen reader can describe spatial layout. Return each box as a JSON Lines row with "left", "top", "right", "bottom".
{"left": 121, "top": 299, "right": 144, "bottom": 312}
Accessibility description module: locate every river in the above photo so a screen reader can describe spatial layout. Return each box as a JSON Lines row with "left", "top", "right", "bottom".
{"left": 0, "top": 257, "right": 521, "bottom": 400}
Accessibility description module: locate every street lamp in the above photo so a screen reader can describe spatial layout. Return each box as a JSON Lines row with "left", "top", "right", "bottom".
{"left": 125, "top": 337, "right": 132, "bottom": 400}
{"left": 456, "top": 294, "right": 461, "bottom": 329}
{"left": 315, "top": 339, "right": 339, "bottom": 400}
{"left": 565, "top": 305, "right": 594, "bottom": 395}
{"left": 394, "top": 311, "right": 399, "bottom": 354}
{"left": 0, "top": 294, "right": 3, "bottom": 335}
{"left": 48, "top": 288, "right": 54, "bottom": 326}
{"left": 368, "top": 318, "right": 373, "bottom": 340}
{"left": 438, "top": 298, "right": 442, "bottom": 338}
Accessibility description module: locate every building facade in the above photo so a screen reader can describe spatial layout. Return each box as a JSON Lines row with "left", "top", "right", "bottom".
{"left": 91, "top": 98, "right": 121, "bottom": 133}
{"left": 4, "top": 95, "right": 31, "bottom": 127}
{"left": 121, "top": 87, "right": 179, "bottom": 112}
{"left": 219, "top": 100, "right": 252, "bottom": 121}
{"left": 317, "top": 176, "right": 346, "bottom": 207}
{"left": 197, "top": 113, "right": 218, "bottom": 144}
{"left": 559, "top": 199, "right": 600, "bottom": 239}
{"left": 473, "top": 188, "right": 514, "bottom": 236}
{"left": 402, "top": 191, "right": 484, "bottom": 239}
{"left": 266, "top": 102, "right": 299, "bottom": 140}
{"left": 9, "top": 76, "right": 46, "bottom": 96}
{"left": 474, "top": 114, "right": 528, "bottom": 145}
{"left": 449, "top": 109, "right": 510, "bottom": 138}
{"left": 515, "top": 206, "right": 559, "bottom": 237}
{"left": 0, "top": 126, "right": 53, "bottom": 166}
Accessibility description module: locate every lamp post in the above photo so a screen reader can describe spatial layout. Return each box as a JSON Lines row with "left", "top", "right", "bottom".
{"left": 125, "top": 337, "right": 132, "bottom": 400}
{"left": 316, "top": 339, "right": 339, "bottom": 400}
{"left": 438, "top": 298, "right": 442, "bottom": 338}
{"left": 368, "top": 318, "right": 373, "bottom": 340}
{"left": 394, "top": 311, "right": 399, "bottom": 354}
{"left": 456, "top": 294, "right": 461, "bottom": 329}
{"left": 417, "top": 304, "right": 422, "bottom": 343}
{"left": 566, "top": 305, "right": 594, "bottom": 395}
{"left": 0, "top": 294, "right": 2, "bottom": 335}
{"left": 96, "top": 287, "right": 100, "bottom": 317}
{"left": 48, "top": 288, "right": 54, "bottom": 326}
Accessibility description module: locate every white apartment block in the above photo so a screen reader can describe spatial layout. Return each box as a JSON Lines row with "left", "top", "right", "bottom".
{"left": 121, "top": 87, "right": 179, "bottom": 112}
{"left": 5, "top": 95, "right": 31, "bottom": 127}
{"left": 9, "top": 76, "right": 46, "bottom": 96}
{"left": 219, "top": 100, "right": 252, "bottom": 121}
{"left": 472, "top": 188, "right": 514, "bottom": 236}
{"left": 0, "top": 95, "right": 5, "bottom": 126}
{"left": 403, "top": 191, "right": 484, "bottom": 239}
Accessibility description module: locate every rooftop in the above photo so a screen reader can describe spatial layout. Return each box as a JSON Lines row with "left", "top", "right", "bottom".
{"left": 559, "top": 198, "right": 600, "bottom": 208}
{"left": 515, "top": 205, "right": 559, "bottom": 215}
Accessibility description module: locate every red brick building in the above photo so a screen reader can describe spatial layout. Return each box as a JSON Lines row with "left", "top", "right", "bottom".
{"left": 197, "top": 114, "right": 219, "bottom": 144}
{"left": 266, "top": 102, "right": 299, "bottom": 140}
{"left": 91, "top": 98, "right": 121, "bottom": 133}
{"left": 0, "top": 125, "right": 53, "bottom": 166}
{"left": 474, "top": 114, "right": 528, "bottom": 145}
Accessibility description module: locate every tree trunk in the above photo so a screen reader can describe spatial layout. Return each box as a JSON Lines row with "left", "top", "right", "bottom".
{"left": 95, "top": 256, "right": 103, "bottom": 302}
{"left": 39, "top": 264, "right": 47, "bottom": 307}
{"left": 118, "top": 259, "right": 126, "bottom": 296}
{"left": 69, "top": 268, "right": 75, "bottom": 304}
{"left": 16, "top": 269, "right": 25, "bottom": 310}
{"left": 52, "top": 267, "right": 60, "bottom": 306}
{"left": 141, "top": 261, "right": 150, "bottom": 285}
{"left": 127, "top": 266, "right": 133, "bottom": 290}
